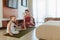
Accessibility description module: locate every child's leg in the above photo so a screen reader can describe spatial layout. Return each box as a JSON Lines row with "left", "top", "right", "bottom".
{"left": 7, "top": 32, "right": 13, "bottom": 35}
{"left": 12, "top": 31, "right": 19, "bottom": 34}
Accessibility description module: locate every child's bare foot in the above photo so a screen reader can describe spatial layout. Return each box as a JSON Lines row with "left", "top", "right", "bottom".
{"left": 9, "top": 33, "right": 13, "bottom": 36}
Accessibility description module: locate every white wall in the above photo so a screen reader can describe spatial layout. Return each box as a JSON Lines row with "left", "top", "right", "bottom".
{"left": 18, "top": 0, "right": 33, "bottom": 19}
{"left": 0, "top": 0, "right": 3, "bottom": 27}
{"left": 0, "top": 0, "right": 32, "bottom": 27}
{"left": 18, "top": 0, "right": 28, "bottom": 19}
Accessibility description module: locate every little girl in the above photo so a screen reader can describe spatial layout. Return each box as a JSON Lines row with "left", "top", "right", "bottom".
{"left": 24, "top": 9, "right": 35, "bottom": 28}
{"left": 7, "top": 15, "right": 19, "bottom": 35}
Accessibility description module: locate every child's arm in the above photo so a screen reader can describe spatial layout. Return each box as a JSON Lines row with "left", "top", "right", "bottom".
{"left": 14, "top": 24, "right": 18, "bottom": 27}
{"left": 14, "top": 24, "right": 19, "bottom": 28}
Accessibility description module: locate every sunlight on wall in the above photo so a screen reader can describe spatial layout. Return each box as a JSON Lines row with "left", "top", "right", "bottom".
{"left": 27, "top": 0, "right": 33, "bottom": 15}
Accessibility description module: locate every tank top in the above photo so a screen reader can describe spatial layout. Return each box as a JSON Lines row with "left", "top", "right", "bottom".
{"left": 7, "top": 21, "right": 15, "bottom": 33}
{"left": 25, "top": 16, "right": 31, "bottom": 22}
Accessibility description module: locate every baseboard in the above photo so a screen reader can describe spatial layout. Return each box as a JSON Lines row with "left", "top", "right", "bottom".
{"left": 0, "top": 27, "right": 6, "bottom": 29}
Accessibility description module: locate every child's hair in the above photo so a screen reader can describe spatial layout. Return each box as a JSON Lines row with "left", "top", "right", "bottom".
{"left": 25, "top": 9, "right": 29, "bottom": 12}
{"left": 10, "top": 15, "right": 16, "bottom": 19}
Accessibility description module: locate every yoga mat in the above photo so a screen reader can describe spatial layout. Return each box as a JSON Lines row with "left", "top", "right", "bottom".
{"left": 4, "top": 27, "right": 35, "bottom": 38}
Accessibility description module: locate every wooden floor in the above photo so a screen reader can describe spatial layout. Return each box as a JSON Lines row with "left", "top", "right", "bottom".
{"left": 0, "top": 28, "right": 39, "bottom": 40}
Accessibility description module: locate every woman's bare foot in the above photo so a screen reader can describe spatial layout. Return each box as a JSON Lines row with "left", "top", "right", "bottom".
{"left": 29, "top": 25, "right": 33, "bottom": 27}
{"left": 21, "top": 27, "right": 26, "bottom": 30}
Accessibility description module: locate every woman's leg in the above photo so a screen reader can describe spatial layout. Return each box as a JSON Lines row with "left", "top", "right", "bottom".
{"left": 25, "top": 22, "right": 34, "bottom": 27}
{"left": 21, "top": 22, "right": 26, "bottom": 30}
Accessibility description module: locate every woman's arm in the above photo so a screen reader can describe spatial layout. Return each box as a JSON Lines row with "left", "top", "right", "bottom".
{"left": 29, "top": 13, "right": 33, "bottom": 19}
{"left": 30, "top": 14, "right": 34, "bottom": 21}
{"left": 23, "top": 13, "right": 26, "bottom": 27}
{"left": 24, "top": 16, "right": 26, "bottom": 27}
{"left": 30, "top": 14, "right": 35, "bottom": 25}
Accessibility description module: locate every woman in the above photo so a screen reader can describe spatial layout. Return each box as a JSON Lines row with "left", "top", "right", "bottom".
{"left": 24, "top": 9, "right": 35, "bottom": 28}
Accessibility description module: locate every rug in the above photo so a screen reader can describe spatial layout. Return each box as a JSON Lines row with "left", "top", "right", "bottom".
{"left": 4, "top": 27, "right": 35, "bottom": 38}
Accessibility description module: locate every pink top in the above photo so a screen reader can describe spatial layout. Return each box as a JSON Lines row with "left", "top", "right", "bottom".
{"left": 25, "top": 16, "right": 31, "bottom": 22}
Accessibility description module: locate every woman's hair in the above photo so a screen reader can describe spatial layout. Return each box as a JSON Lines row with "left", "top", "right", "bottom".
{"left": 10, "top": 15, "right": 16, "bottom": 19}
{"left": 25, "top": 9, "right": 29, "bottom": 12}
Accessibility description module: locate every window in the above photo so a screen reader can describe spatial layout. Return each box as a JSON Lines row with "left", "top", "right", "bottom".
{"left": 7, "top": 0, "right": 18, "bottom": 9}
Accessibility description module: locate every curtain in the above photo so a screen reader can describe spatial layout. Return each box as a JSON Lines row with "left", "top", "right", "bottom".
{"left": 33, "top": 0, "right": 60, "bottom": 23}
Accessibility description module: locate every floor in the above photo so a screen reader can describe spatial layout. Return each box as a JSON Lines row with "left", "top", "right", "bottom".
{"left": 0, "top": 23, "right": 43, "bottom": 40}
{"left": 0, "top": 28, "right": 39, "bottom": 40}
